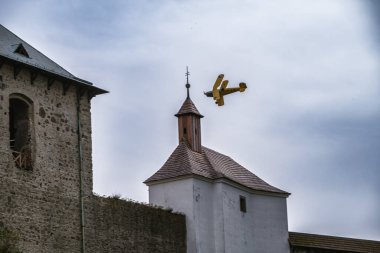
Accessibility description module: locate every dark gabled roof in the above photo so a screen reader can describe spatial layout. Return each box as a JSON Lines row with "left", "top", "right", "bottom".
{"left": 0, "top": 24, "right": 107, "bottom": 96}
{"left": 175, "top": 97, "right": 203, "bottom": 118}
{"left": 289, "top": 232, "right": 380, "bottom": 253}
{"left": 144, "top": 141, "right": 289, "bottom": 196}
{"left": 0, "top": 25, "right": 74, "bottom": 78}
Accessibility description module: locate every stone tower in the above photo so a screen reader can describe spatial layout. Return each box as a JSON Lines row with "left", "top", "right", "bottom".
{"left": 145, "top": 84, "right": 291, "bottom": 253}
{"left": 0, "top": 25, "right": 106, "bottom": 252}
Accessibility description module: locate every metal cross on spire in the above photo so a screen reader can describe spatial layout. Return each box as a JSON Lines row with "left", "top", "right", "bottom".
{"left": 185, "top": 66, "right": 191, "bottom": 98}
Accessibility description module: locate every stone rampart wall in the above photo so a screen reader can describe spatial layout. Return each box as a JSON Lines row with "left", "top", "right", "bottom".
{"left": 0, "top": 62, "right": 186, "bottom": 253}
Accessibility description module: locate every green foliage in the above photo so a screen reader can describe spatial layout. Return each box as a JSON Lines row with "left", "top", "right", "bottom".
{"left": 0, "top": 224, "right": 21, "bottom": 253}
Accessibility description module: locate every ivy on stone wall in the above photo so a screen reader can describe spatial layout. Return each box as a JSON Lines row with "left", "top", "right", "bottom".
{"left": 0, "top": 223, "right": 21, "bottom": 253}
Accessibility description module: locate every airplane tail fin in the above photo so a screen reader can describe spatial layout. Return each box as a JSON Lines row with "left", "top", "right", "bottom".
{"left": 239, "top": 82, "right": 247, "bottom": 92}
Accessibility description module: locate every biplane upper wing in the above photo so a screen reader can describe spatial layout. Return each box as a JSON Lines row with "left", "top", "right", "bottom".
{"left": 212, "top": 74, "right": 224, "bottom": 100}
{"left": 221, "top": 80, "right": 229, "bottom": 90}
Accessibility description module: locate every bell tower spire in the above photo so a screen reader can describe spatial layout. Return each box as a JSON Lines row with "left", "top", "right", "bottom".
{"left": 185, "top": 66, "right": 190, "bottom": 98}
{"left": 175, "top": 68, "right": 203, "bottom": 153}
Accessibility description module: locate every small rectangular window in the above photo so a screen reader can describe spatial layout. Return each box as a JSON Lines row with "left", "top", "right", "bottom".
{"left": 240, "top": 196, "right": 246, "bottom": 213}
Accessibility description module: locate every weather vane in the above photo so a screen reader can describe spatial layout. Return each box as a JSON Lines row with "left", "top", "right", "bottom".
{"left": 185, "top": 66, "right": 190, "bottom": 98}
{"left": 204, "top": 74, "right": 247, "bottom": 106}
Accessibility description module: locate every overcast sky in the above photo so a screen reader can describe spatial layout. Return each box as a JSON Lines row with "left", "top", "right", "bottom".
{"left": 1, "top": 0, "right": 379, "bottom": 241}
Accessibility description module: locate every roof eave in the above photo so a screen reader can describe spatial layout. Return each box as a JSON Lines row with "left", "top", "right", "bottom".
{"left": 174, "top": 112, "right": 204, "bottom": 118}
{"left": 145, "top": 173, "right": 290, "bottom": 197}
{"left": 144, "top": 174, "right": 197, "bottom": 186}
{"left": 213, "top": 177, "right": 290, "bottom": 197}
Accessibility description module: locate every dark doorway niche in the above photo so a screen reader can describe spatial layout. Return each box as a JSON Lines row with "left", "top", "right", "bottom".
{"left": 9, "top": 95, "right": 33, "bottom": 170}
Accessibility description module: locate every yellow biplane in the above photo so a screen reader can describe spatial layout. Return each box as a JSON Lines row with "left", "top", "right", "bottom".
{"left": 204, "top": 74, "right": 247, "bottom": 106}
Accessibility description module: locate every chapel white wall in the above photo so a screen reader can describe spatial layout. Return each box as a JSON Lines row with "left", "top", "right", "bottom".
{"left": 219, "top": 182, "right": 290, "bottom": 253}
{"left": 149, "top": 178, "right": 215, "bottom": 253}
{"left": 149, "top": 178, "right": 289, "bottom": 253}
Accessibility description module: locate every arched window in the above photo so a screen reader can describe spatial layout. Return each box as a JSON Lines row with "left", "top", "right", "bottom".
{"left": 9, "top": 94, "right": 33, "bottom": 170}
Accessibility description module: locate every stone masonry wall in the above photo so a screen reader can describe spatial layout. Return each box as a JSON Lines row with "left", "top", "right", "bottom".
{"left": 0, "top": 62, "right": 186, "bottom": 252}
{"left": 85, "top": 196, "right": 186, "bottom": 253}
{"left": 0, "top": 62, "right": 88, "bottom": 252}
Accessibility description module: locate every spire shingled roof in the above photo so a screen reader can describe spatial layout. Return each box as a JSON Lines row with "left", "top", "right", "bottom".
{"left": 175, "top": 97, "right": 203, "bottom": 118}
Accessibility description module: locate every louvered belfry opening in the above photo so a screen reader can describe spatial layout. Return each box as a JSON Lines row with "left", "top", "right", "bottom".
{"left": 175, "top": 97, "right": 203, "bottom": 153}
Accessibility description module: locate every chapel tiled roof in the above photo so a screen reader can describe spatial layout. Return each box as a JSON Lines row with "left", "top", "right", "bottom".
{"left": 144, "top": 141, "right": 289, "bottom": 195}
{"left": 0, "top": 24, "right": 107, "bottom": 96}
{"left": 289, "top": 232, "right": 380, "bottom": 253}
{"left": 175, "top": 97, "right": 203, "bottom": 118}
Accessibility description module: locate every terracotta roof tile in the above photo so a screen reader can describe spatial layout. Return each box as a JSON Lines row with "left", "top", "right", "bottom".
{"left": 175, "top": 97, "right": 203, "bottom": 118}
{"left": 289, "top": 232, "right": 380, "bottom": 252}
{"left": 203, "top": 147, "right": 287, "bottom": 194}
{"left": 144, "top": 142, "right": 288, "bottom": 195}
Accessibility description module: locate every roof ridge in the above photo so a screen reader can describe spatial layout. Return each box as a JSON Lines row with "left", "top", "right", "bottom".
{"left": 200, "top": 149, "right": 221, "bottom": 177}
{"left": 201, "top": 146, "right": 227, "bottom": 178}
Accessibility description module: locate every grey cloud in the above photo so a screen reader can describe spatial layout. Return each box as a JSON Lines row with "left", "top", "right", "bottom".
{"left": 1, "top": 0, "right": 379, "bottom": 240}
